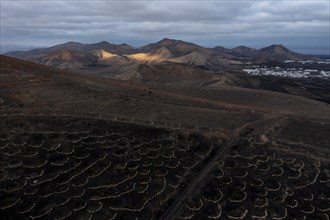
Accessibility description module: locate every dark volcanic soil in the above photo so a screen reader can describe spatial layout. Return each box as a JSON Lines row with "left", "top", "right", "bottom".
{"left": 0, "top": 115, "right": 220, "bottom": 219}
{"left": 1, "top": 55, "right": 330, "bottom": 219}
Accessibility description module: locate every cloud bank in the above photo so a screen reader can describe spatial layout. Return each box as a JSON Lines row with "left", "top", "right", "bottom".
{"left": 1, "top": 0, "right": 329, "bottom": 54}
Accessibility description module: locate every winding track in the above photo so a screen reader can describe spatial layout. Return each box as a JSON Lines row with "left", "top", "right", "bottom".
{"left": 159, "top": 114, "right": 284, "bottom": 220}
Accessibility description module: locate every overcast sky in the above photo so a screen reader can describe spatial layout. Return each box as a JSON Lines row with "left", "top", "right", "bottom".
{"left": 1, "top": 0, "right": 329, "bottom": 54}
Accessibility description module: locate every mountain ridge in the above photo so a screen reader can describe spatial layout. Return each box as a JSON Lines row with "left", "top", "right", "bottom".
{"left": 4, "top": 38, "right": 319, "bottom": 76}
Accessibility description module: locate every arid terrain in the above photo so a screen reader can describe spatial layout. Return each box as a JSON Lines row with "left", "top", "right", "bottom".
{"left": 0, "top": 53, "right": 330, "bottom": 220}
{"left": 5, "top": 38, "right": 320, "bottom": 78}
{"left": 6, "top": 39, "right": 329, "bottom": 104}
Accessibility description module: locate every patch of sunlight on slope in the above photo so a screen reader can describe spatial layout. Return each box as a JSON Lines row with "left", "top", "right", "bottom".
{"left": 94, "top": 50, "right": 119, "bottom": 60}
{"left": 128, "top": 46, "right": 173, "bottom": 64}
{"left": 128, "top": 53, "right": 168, "bottom": 64}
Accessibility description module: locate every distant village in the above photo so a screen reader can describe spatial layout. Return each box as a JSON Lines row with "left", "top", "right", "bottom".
{"left": 243, "top": 60, "right": 330, "bottom": 78}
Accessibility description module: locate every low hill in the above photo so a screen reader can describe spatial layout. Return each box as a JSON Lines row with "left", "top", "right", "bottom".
{"left": 252, "top": 44, "right": 319, "bottom": 63}
{"left": 229, "top": 46, "right": 257, "bottom": 57}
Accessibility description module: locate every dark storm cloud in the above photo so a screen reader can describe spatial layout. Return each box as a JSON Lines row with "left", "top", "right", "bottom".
{"left": 1, "top": 0, "right": 329, "bottom": 54}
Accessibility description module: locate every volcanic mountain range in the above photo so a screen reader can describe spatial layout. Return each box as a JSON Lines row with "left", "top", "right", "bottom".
{"left": 5, "top": 38, "right": 318, "bottom": 79}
